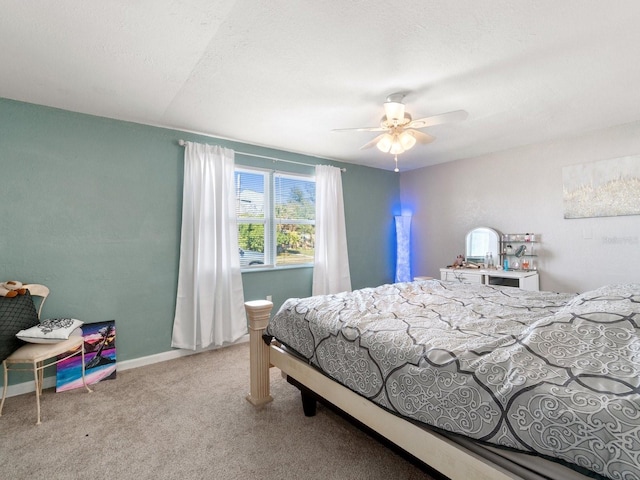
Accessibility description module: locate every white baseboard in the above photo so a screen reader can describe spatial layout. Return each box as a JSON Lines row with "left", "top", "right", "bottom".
{"left": 0, "top": 334, "right": 249, "bottom": 399}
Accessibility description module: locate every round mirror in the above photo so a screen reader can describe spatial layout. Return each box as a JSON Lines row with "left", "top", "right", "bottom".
{"left": 465, "top": 227, "right": 500, "bottom": 263}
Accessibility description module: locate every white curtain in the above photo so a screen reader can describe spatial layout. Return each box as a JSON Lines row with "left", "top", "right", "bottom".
{"left": 171, "top": 141, "right": 247, "bottom": 350}
{"left": 312, "top": 165, "right": 352, "bottom": 295}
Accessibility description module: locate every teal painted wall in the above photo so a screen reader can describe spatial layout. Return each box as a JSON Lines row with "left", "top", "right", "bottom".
{"left": 0, "top": 98, "right": 400, "bottom": 378}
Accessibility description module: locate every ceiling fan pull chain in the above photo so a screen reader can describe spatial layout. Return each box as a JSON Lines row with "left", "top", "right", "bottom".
{"left": 394, "top": 154, "right": 399, "bottom": 173}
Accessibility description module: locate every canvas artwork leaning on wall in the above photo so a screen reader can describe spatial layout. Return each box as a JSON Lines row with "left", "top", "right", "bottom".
{"left": 56, "top": 320, "right": 116, "bottom": 392}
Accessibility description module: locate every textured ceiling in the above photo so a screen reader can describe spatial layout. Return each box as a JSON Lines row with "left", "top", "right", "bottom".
{"left": 2, "top": 1, "right": 640, "bottom": 171}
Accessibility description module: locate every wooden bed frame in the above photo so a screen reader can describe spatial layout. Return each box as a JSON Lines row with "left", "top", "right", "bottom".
{"left": 245, "top": 300, "right": 525, "bottom": 480}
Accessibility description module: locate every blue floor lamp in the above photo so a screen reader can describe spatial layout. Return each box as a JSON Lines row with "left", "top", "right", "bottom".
{"left": 395, "top": 215, "right": 411, "bottom": 283}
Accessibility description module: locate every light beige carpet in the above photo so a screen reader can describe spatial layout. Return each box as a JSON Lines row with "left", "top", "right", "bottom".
{"left": 0, "top": 342, "right": 441, "bottom": 480}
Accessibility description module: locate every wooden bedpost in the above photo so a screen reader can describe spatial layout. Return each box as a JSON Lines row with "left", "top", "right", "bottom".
{"left": 245, "top": 299, "right": 274, "bottom": 407}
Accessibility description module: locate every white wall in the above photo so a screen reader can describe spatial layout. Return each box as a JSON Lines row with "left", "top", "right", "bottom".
{"left": 400, "top": 120, "right": 640, "bottom": 293}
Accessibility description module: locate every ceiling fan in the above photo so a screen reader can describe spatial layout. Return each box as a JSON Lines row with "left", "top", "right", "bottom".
{"left": 332, "top": 93, "right": 468, "bottom": 171}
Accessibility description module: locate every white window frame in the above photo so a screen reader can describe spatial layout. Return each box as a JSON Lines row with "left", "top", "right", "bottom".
{"left": 235, "top": 166, "right": 315, "bottom": 270}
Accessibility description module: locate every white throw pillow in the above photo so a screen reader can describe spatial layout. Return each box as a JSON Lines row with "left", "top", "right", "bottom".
{"left": 16, "top": 318, "right": 84, "bottom": 344}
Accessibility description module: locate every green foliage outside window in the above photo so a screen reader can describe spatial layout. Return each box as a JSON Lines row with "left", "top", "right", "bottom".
{"left": 238, "top": 223, "right": 264, "bottom": 252}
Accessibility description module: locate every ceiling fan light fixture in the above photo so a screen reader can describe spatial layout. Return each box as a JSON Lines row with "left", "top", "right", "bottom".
{"left": 376, "top": 133, "right": 394, "bottom": 153}
{"left": 389, "top": 135, "right": 405, "bottom": 155}
{"left": 383, "top": 101, "right": 405, "bottom": 124}
{"left": 399, "top": 130, "right": 417, "bottom": 151}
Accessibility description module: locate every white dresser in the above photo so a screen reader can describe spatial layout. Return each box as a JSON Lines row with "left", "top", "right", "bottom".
{"left": 439, "top": 268, "right": 539, "bottom": 291}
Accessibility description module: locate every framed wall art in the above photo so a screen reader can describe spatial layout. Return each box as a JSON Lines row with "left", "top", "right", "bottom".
{"left": 563, "top": 156, "right": 640, "bottom": 219}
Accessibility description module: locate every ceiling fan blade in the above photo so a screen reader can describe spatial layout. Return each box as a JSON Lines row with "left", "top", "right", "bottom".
{"left": 406, "top": 129, "right": 435, "bottom": 144}
{"left": 332, "top": 126, "right": 387, "bottom": 132}
{"left": 406, "top": 110, "right": 468, "bottom": 129}
{"left": 359, "top": 133, "right": 387, "bottom": 150}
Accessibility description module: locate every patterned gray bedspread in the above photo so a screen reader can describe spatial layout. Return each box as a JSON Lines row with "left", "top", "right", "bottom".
{"left": 267, "top": 280, "right": 640, "bottom": 480}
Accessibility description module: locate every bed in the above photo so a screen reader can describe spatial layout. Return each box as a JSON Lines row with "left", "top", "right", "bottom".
{"left": 245, "top": 280, "right": 640, "bottom": 480}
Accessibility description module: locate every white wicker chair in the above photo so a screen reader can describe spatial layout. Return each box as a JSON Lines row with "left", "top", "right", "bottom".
{"left": 0, "top": 284, "right": 92, "bottom": 424}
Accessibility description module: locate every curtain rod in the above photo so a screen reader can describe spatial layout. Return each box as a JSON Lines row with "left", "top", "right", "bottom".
{"left": 178, "top": 139, "right": 346, "bottom": 172}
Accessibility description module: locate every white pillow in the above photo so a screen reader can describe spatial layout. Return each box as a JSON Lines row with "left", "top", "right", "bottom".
{"left": 16, "top": 318, "right": 84, "bottom": 344}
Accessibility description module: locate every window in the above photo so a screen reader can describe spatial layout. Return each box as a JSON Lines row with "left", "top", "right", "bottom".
{"left": 235, "top": 167, "right": 315, "bottom": 269}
